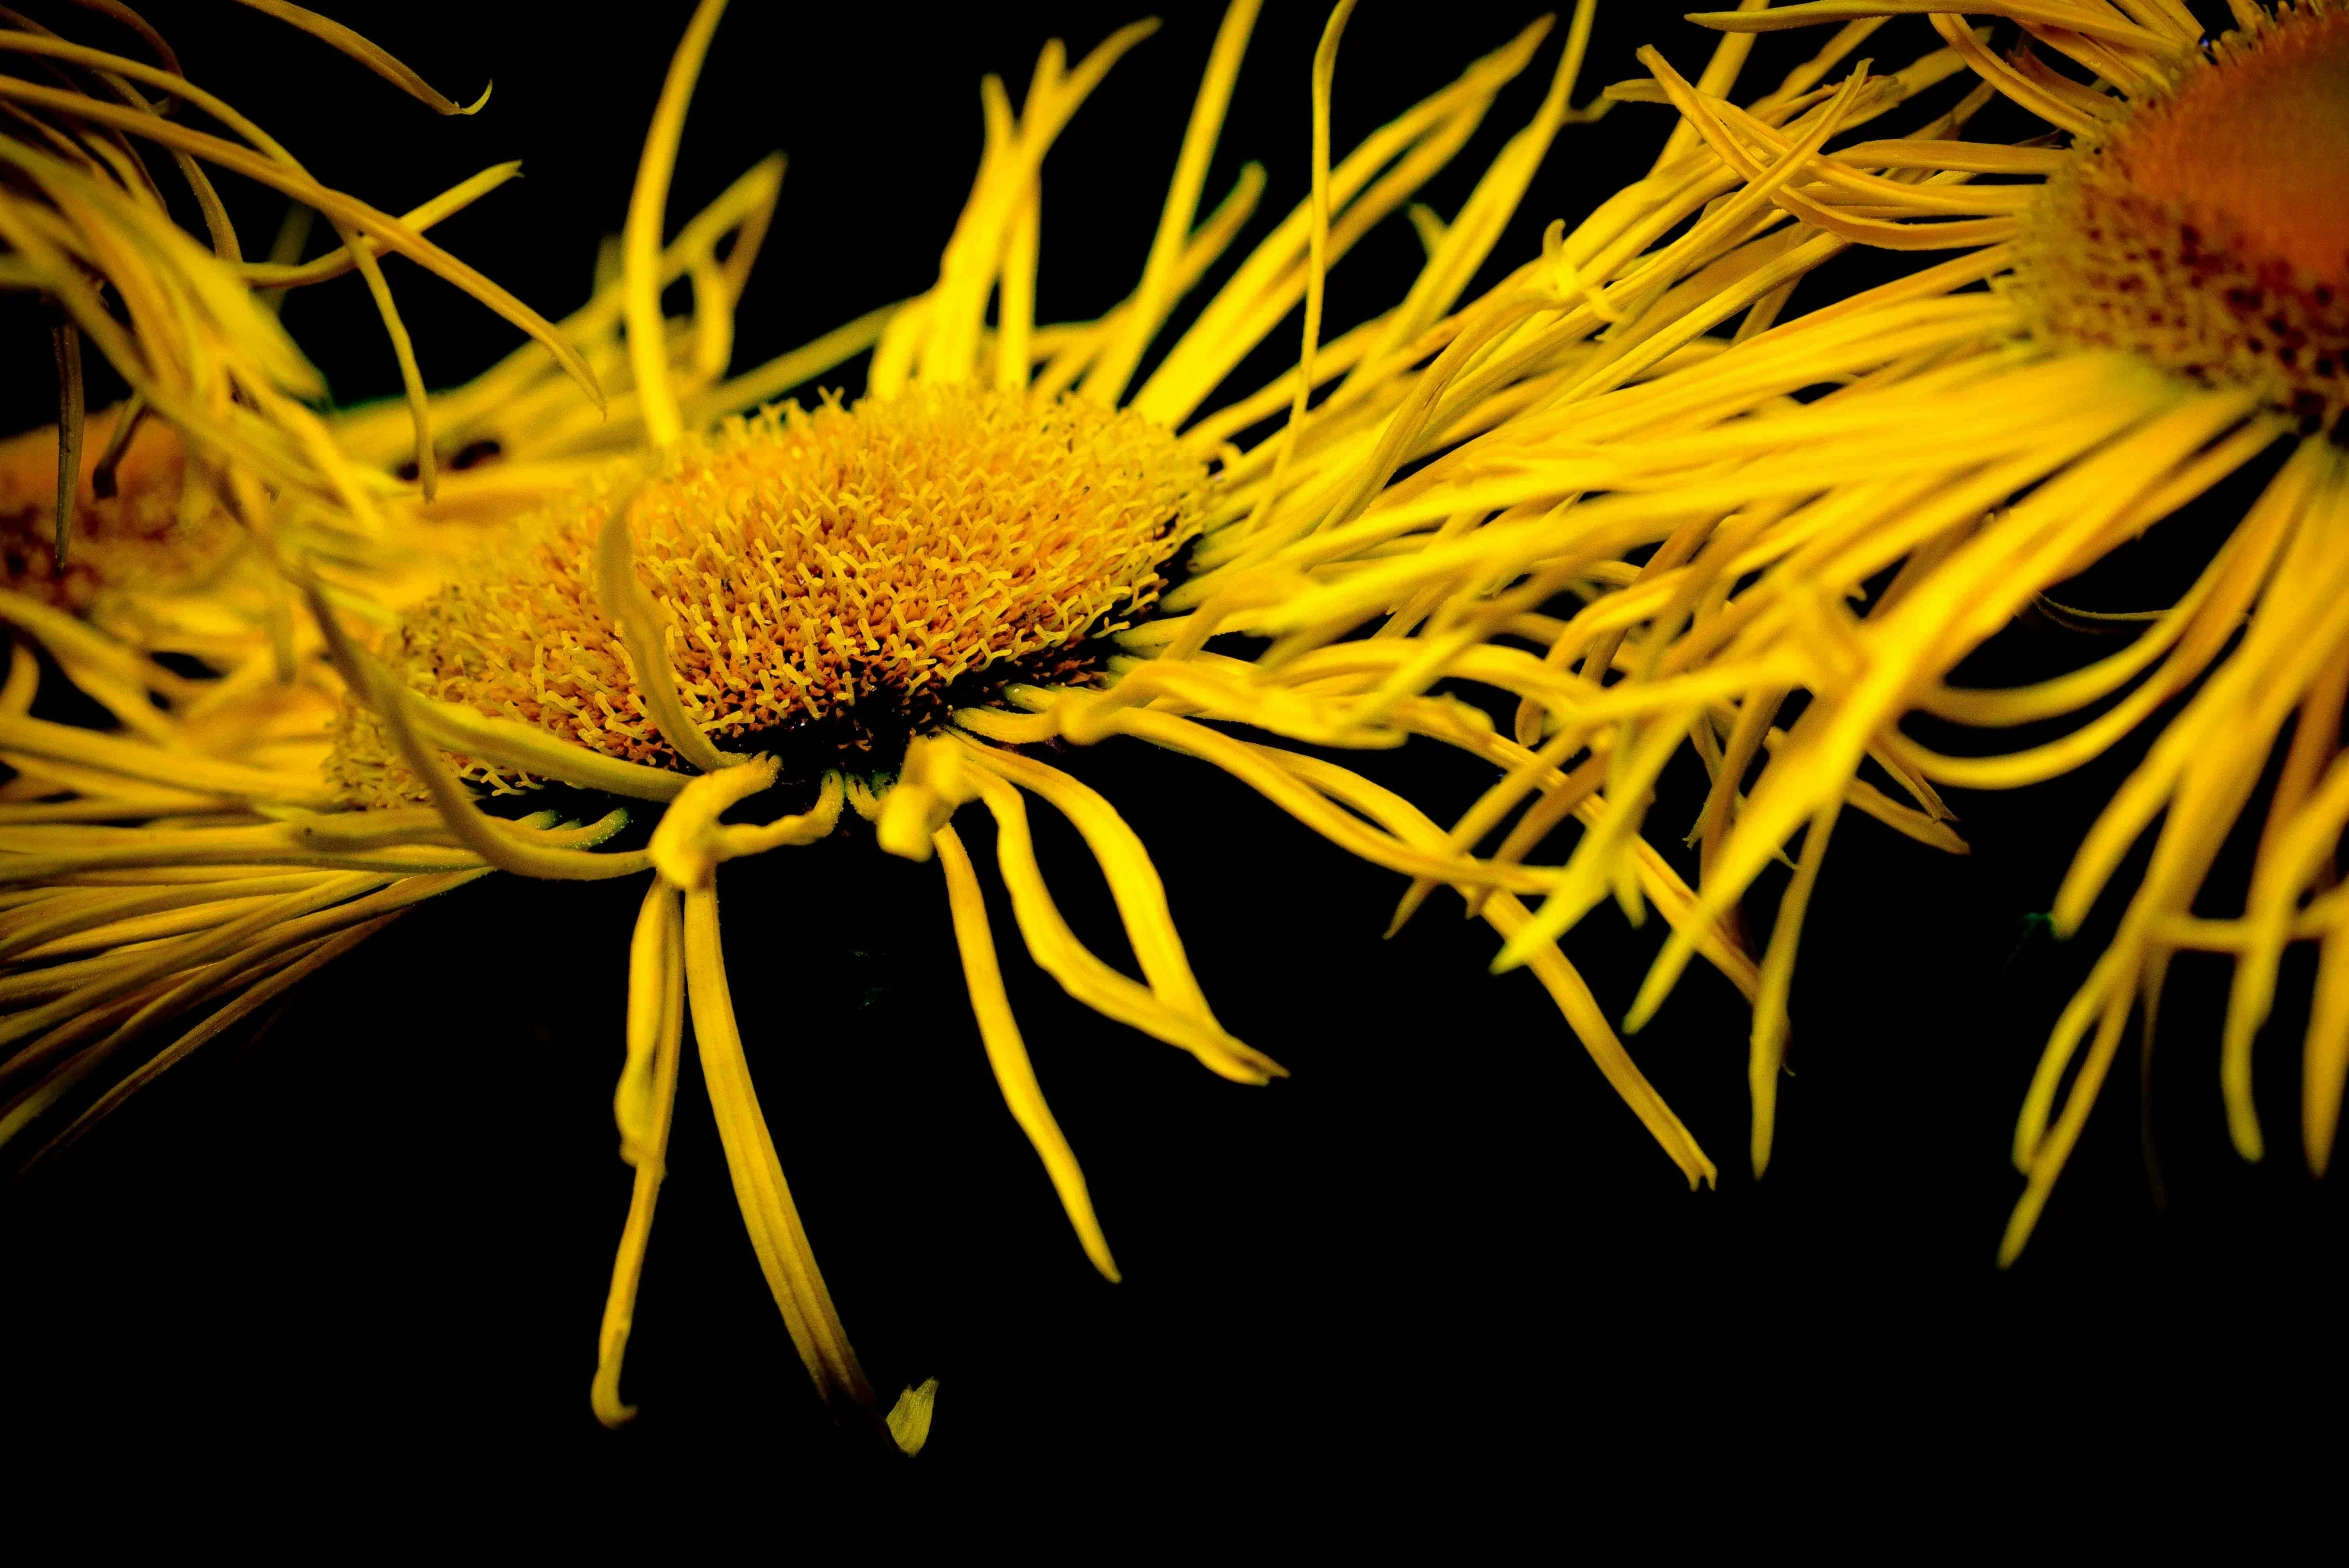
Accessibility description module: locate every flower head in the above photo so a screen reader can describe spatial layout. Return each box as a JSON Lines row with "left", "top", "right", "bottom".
{"left": 0, "top": 0, "right": 594, "bottom": 756}
{"left": 1341, "top": 0, "right": 2349, "bottom": 1257}
{"left": 0, "top": 0, "right": 1772, "bottom": 1449}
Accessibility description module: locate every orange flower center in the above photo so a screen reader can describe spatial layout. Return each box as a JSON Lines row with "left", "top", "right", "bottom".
{"left": 2016, "top": 7, "right": 2349, "bottom": 432}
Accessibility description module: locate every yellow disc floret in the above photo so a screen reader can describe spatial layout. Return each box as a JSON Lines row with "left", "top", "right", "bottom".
{"left": 2015, "top": 4, "right": 2349, "bottom": 431}
{"left": 330, "top": 384, "right": 1208, "bottom": 801}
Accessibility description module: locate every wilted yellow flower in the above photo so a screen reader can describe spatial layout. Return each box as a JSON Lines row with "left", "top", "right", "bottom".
{"left": 1342, "top": 0, "right": 2346, "bottom": 1259}
{"left": 1, "top": 0, "right": 1807, "bottom": 1449}
{"left": 0, "top": 0, "right": 593, "bottom": 837}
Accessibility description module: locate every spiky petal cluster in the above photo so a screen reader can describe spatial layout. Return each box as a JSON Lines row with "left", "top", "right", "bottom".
{"left": 331, "top": 385, "right": 1208, "bottom": 799}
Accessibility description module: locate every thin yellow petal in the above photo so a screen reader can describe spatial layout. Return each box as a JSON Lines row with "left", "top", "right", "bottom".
{"left": 594, "top": 882, "right": 686, "bottom": 1427}
{"left": 936, "top": 823, "right": 1119, "bottom": 1281}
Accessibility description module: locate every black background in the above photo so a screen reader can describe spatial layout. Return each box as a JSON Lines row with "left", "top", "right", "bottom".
{"left": 2, "top": 0, "right": 2340, "bottom": 1525}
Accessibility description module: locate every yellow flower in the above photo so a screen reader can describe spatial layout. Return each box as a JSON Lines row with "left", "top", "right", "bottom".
{"left": 1, "top": 0, "right": 1801, "bottom": 1448}
{"left": 1354, "top": 1, "right": 2346, "bottom": 1259}
{"left": 0, "top": 2, "right": 591, "bottom": 807}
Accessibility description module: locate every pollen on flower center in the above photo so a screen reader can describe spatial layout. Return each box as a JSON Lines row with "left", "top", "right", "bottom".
{"left": 329, "top": 384, "right": 1209, "bottom": 801}
{"left": 2013, "top": 6, "right": 2349, "bottom": 430}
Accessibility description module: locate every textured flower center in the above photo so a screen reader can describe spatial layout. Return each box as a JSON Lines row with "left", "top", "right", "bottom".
{"left": 0, "top": 409, "right": 238, "bottom": 610}
{"left": 2015, "top": 8, "right": 2349, "bottom": 430}
{"left": 331, "top": 385, "right": 1208, "bottom": 801}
